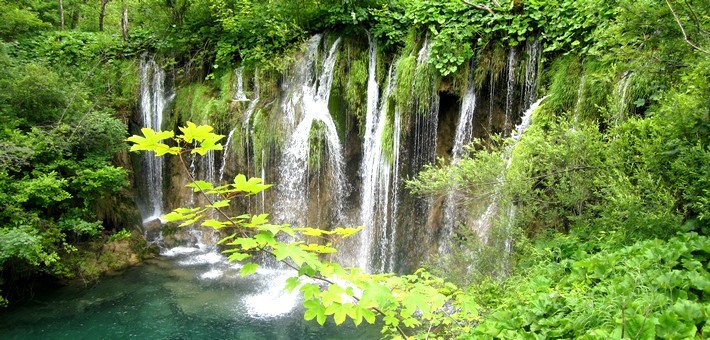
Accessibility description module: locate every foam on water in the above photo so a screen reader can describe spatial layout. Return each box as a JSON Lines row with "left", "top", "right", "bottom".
{"left": 178, "top": 252, "right": 224, "bottom": 266}
{"left": 242, "top": 273, "right": 300, "bottom": 318}
{"left": 200, "top": 269, "right": 225, "bottom": 280}
{"left": 162, "top": 246, "right": 200, "bottom": 257}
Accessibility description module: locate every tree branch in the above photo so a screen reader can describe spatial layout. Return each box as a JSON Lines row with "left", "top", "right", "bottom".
{"left": 665, "top": 0, "right": 709, "bottom": 54}
{"left": 462, "top": 0, "right": 494, "bottom": 15}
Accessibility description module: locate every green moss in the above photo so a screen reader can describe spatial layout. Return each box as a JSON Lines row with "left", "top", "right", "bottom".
{"left": 217, "top": 68, "right": 233, "bottom": 101}
{"left": 578, "top": 59, "right": 613, "bottom": 121}
{"left": 474, "top": 44, "right": 507, "bottom": 90}
{"left": 307, "top": 121, "right": 327, "bottom": 172}
{"left": 545, "top": 55, "right": 583, "bottom": 114}
{"left": 172, "top": 83, "right": 210, "bottom": 123}
{"left": 343, "top": 54, "right": 368, "bottom": 136}
{"left": 394, "top": 55, "right": 416, "bottom": 116}
{"left": 413, "top": 60, "right": 438, "bottom": 116}
{"left": 381, "top": 97, "right": 397, "bottom": 165}
{"left": 171, "top": 79, "right": 233, "bottom": 130}
{"left": 251, "top": 108, "right": 282, "bottom": 167}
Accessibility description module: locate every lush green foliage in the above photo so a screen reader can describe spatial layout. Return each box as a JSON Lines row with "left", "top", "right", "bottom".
{"left": 0, "top": 15, "right": 142, "bottom": 304}
{"left": 472, "top": 232, "right": 710, "bottom": 338}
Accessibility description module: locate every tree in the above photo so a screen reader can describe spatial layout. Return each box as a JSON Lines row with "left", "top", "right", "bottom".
{"left": 99, "top": 0, "right": 110, "bottom": 31}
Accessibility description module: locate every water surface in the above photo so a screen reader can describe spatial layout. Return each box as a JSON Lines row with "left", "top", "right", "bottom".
{"left": 0, "top": 248, "right": 380, "bottom": 339}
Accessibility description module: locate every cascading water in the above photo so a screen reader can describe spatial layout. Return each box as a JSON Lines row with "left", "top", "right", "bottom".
{"left": 139, "top": 56, "right": 170, "bottom": 222}
{"left": 451, "top": 69, "right": 478, "bottom": 159}
{"left": 358, "top": 36, "right": 401, "bottom": 272}
{"left": 504, "top": 48, "right": 517, "bottom": 136}
{"left": 440, "top": 67, "right": 477, "bottom": 254}
{"left": 232, "top": 66, "right": 249, "bottom": 102}
{"left": 276, "top": 36, "right": 346, "bottom": 226}
{"left": 411, "top": 38, "right": 440, "bottom": 170}
{"left": 218, "top": 128, "right": 235, "bottom": 183}
{"left": 219, "top": 68, "right": 260, "bottom": 183}
{"left": 522, "top": 40, "right": 541, "bottom": 109}
{"left": 615, "top": 71, "right": 633, "bottom": 124}
{"left": 573, "top": 75, "right": 586, "bottom": 126}
{"left": 475, "top": 96, "right": 549, "bottom": 239}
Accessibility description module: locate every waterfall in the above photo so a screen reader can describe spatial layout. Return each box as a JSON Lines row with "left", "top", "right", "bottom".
{"left": 573, "top": 75, "right": 586, "bottom": 126}
{"left": 615, "top": 71, "right": 633, "bottom": 123}
{"left": 452, "top": 69, "right": 477, "bottom": 159}
{"left": 220, "top": 68, "right": 260, "bottom": 183}
{"left": 244, "top": 69, "right": 260, "bottom": 132}
{"left": 487, "top": 76, "right": 496, "bottom": 134}
{"left": 522, "top": 40, "right": 541, "bottom": 109}
{"left": 139, "top": 56, "right": 170, "bottom": 222}
{"left": 232, "top": 66, "right": 249, "bottom": 102}
{"left": 412, "top": 37, "right": 439, "bottom": 170}
{"left": 276, "top": 36, "right": 345, "bottom": 226}
{"left": 440, "top": 67, "right": 477, "bottom": 253}
{"left": 476, "top": 96, "right": 549, "bottom": 238}
{"left": 504, "top": 48, "right": 516, "bottom": 136}
{"left": 358, "top": 35, "right": 403, "bottom": 272}
{"left": 218, "top": 128, "right": 235, "bottom": 183}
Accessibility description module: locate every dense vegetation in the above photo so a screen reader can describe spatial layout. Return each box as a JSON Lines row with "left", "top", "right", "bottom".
{"left": 2, "top": 0, "right": 709, "bottom": 338}
{"left": 0, "top": 0, "right": 150, "bottom": 304}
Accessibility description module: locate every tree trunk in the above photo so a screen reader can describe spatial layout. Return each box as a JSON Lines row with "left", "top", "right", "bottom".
{"left": 121, "top": 3, "right": 128, "bottom": 40}
{"left": 99, "top": 0, "right": 109, "bottom": 31}
{"left": 59, "top": 0, "right": 65, "bottom": 30}
{"left": 71, "top": 11, "right": 80, "bottom": 29}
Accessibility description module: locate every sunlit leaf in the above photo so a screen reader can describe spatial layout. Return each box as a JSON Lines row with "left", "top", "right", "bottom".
{"left": 227, "top": 252, "right": 251, "bottom": 262}
{"left": 240, "top": 263, "right": 259, "bottom": 277}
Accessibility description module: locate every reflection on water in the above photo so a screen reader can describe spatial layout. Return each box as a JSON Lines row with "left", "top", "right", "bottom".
{"left": 0, "top": 248, "right": 380, "bottom": 339}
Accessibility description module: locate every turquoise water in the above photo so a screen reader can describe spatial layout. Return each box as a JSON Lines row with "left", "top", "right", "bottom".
{"left": 0, "top": 249, "right": 380, "bottom": 339}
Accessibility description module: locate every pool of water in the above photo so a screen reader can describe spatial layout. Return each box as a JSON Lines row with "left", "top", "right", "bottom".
{"left": 0, "top": 247, "right": 381, "bottom": 339}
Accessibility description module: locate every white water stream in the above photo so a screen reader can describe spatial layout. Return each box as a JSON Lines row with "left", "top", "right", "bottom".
{"left": 276, "top": 36, "right": 346, "bottom": 226}
{"left": 139, "top": 56, "right": 171, "bottom": 222}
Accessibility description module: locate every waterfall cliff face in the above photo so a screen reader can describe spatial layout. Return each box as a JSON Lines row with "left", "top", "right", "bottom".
{"left": 136, "top": 34, "right": 546, "bottom": 273}
{"left": 275, "top": 35, "right": 346, "bottom": 227}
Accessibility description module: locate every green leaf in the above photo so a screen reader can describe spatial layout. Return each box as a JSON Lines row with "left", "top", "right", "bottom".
{"left": 272, "top": 242, "right": 308, "bottom": 266}
{"left": 361, "top": 307, "right": 376, "bottom": 324}
{"left": 229, "top": 237, "right": 259, "bottom": 250}
{"left": 248, "top": 213, "right": 269, "bottom": 227}
{"left": 324, "top": 302, "right": 350, "bottom": 325}
{"left": 300, "top": 283, "right": 321, "bottom": 300}
{"left": 216, "top": 234, "right": 236, "bottom": 245}
{"left": 186, "top": 180, "right": 214, "bottom": 193}
{"left": 126, "top": 128, "right": 177, "bottom": 155}
{"left": 304, "top": 299, "right": 327, "bottom": 325}
{"left": 207, "top": 199, "right": 231, "bottom": 209}
{"left": 321, "top": 284, "right": 345, "bottom": 307}
{"left": 162, "top": 211, "right": 184, "bottom": 222}
{"left": 178, "top": 121, "right": 215, "bottom": 143}
{"left": 295, "top": 227, "right": 329, "bottom": 237}
{"left": 360, "top": 281, "right": 395, "bottom": 309}
{"left": 257, "top": 224, "right": 283, "bottom": 235}
{"left": 401, "top": 289, "right": 431, "bottom": 317}
{"left": 300, "top": 243, "right": 337, "bottom": 254}
{"left": 331, "top": 226, "right": 364, "bottom": 238}
{"left": 227, "top": 252, "right": 251, "bottom": 262}
{"left": 626, "top": 314, "right": 656, "bottom": 340}
{"left": 202, "top": 219, "right": 227, "bottom": 229}
{"left": 253, "top": 231, "right": 276, "bottom": 247}
{"left": 284, "top": 276, "right": 301, "bottom": 292}
{"left": 239, "top": 263, "right": 259, "bottom": 277}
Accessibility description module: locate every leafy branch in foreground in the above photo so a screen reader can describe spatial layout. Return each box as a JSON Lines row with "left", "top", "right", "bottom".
{"left": 126, "top": 122, "right": 478, "bottom": 339}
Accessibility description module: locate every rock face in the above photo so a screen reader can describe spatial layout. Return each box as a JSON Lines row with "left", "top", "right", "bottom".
{"left": 130, "top": 33, "right": 542, "bottom": 274}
